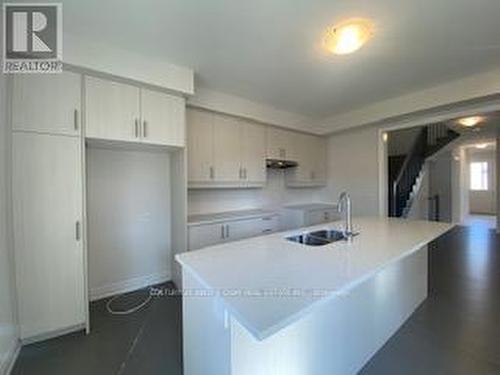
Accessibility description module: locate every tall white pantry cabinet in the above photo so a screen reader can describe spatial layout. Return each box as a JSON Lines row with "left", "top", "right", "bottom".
{"left": 11, "top": 72, "right": 86, "bottom": 340}
{"left": 10, "top": 70, "right": 187, "bottom": 342}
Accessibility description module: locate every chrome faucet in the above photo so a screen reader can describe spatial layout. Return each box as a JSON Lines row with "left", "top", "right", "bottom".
{"left": 337, "top": 192, "right": 354, "bottom": 239}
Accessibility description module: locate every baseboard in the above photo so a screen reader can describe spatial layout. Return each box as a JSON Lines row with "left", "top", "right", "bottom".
{"left": 90, "top": 271, "right": 171, "bottom": 301}
{"left": 0, "top": 338, "right": 20, "bottom": 375}
{"left": 20, "top": 324, "right": 86, "bottom": 346}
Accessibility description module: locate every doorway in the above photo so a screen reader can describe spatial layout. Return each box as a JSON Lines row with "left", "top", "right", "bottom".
{"left": 379, "top": 111, "right": 499, "bottom": 232}
{"left": 463, "top": 142, "right": 497, "bottom": 230}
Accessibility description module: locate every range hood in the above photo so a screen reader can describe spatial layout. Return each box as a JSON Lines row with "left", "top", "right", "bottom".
{"left": 266, "top": 159, "right": 298, "bottom": 169}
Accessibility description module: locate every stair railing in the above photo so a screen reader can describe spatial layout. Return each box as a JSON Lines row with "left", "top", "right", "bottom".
{"left": 392, "top": 127, "right": 428, "bottom": 217}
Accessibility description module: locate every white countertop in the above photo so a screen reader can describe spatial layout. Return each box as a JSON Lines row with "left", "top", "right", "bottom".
{"left": 284, "top": 203, "right": 337, "bottom": 211}
{"left": 187, "top": 209, "right": 278, "bottom": 226}
{"left": 176, "top": 217, "right": 453, "bottom": 341}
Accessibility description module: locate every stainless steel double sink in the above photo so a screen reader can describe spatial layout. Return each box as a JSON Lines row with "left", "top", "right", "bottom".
{"left": 286, "top": 229, "right": 356, "bottom": 246}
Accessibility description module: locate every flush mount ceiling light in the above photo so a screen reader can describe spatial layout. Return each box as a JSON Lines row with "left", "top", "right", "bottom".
{"left": 457, "top": 116, "right": 484, "bottom": 127}
{"left": 475, "top": 143, "right": 489, "bottom": 149}
{"left": 322, "top": 18, "right": 374, "bottom": 55}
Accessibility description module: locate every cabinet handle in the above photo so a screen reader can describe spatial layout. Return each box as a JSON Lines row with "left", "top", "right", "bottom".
{"left": 226, "top": 225, "right": 230, "bottom": 238}
{"left": 221, "top": 225, "right": 225, "bottom": 239}
{"left": 135, "top": 119, "right": 140, "bottom": 138}
{"left": 75, "top": 221, "right": 81, "bottom": 241}
{"left": 262, "top": 229, "right": 273, "bottom": 233}
{"left": 244, "top": 168, "right": 247, "bottom": 179}
{"left": 210, "top": 166, "right": 215, "bottom": 180}
{"left": 143, "top": 120, "right": 148, "bottom": 138}
{"left": 73, "top": 109, "right": 79, "bottom": 131}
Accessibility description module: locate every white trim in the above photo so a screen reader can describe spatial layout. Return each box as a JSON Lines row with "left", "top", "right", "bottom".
{"left": 89, "top": 271, "right": 171, "bottom": 302}
{"left": 378, "top": 128, "right": 388, "bottom": 217}
{"left": 0, "top": 338, "right": 20, "bottom": 375}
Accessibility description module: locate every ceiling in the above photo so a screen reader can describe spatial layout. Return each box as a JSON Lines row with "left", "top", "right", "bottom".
{"left": 447, "top": 111, "right": 500, "bottom": 142}
{"left": 56, "top": 0, "right": 500, "bottom": 121}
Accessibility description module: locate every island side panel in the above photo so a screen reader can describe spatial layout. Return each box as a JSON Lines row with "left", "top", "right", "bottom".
{"left": 230, "top": 246, "right": 428, "bottom": 375}
{"left": 182, "top": 270, "right": 231, "bottom": 375}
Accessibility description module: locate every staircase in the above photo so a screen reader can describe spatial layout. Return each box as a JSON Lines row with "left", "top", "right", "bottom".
{"left": 389, "top": 123, "right": 460, "bottom": 218}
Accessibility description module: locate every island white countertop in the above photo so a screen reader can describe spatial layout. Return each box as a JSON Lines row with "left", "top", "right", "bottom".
{"left": 176, "top": 217, "right": 453, "bottom": 341}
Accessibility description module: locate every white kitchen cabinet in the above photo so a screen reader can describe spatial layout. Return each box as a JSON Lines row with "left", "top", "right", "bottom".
{"left": 227, "top": 215, "right": 279, "bottom": 241}
{"left": 282, "top": 204, "right": 339, "bottom": 230}
{"left": 266, "top": 127, "right": 295, "bottom": 160}
{"left": 187, "top": 109, "right": 214, "bottom": 183}
{"left": 85, "top": 76, "right": 141, "bottom": 142}
{"left": 187, "top": 109, "right": 267, "bottom": 188}
{"left": 286, "top": 134, "right": 327, "bottom": 188}
{"left": 188, "top": 214, "right": 279, "bottom": 250}
{"left": 304, "top": 209, "right": 337, "bottom": 226}
{"left": 85, "top": 77, "right": 185, "bottom": 147}
{"left": 141, "top": 88, "right": 185, "bottom": 147}
{"left": 12, "top": 71, "right": 81, "bottom": 136}
{"left": 13, "top": 132, "right": 86, "bottom": 340}
{"left": 213, "top": 114, "right": 241, "bottom": 182}
{"left": 241, "top": 120, "right": 266, "bottom": 185}
{"left": 187, "top": 222, "right": 226, "bottom": 251}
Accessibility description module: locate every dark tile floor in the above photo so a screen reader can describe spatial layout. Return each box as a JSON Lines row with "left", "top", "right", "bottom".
{"left": 12, "top": 223, "right": 500, "bottom": 374}
{"left": 361, "top": 222, "right": 500, "bottom": 375}
{"left": 11, "top": 285, "right": 183, "bottom": 375}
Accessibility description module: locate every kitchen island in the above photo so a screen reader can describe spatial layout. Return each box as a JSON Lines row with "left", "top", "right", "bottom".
{"left": 176, "top": 217, "right": 453, "bottom": 375}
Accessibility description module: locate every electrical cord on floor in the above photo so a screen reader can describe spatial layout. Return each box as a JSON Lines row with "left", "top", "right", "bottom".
{"left": 106, "top": 288, "right": 153, "bottom": 315}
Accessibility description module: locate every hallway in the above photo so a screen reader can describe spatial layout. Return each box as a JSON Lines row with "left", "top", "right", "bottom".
{"left": 464, "top": 214, "right": 497, "bottom": 231}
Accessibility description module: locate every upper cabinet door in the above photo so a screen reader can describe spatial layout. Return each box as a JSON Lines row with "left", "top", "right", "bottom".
{"left": 187, "top": 109, "right": 214, "bottom": 183}
{"left": 213, "top": 114, "right": 241, "bottom": 182}
{"left": 141, "top": 89, "right": 185, "bottom": 147}
{"left": 12, "top": 72, "right": 81, "bottom": 136}
{"left": 85, "top": 76, "right": 141, "bottom": 142}
{"left": 266, "top": 127, "right": 295, "bottom": 160}
{"left": 241, "top": 120, "right": 266, "bottom": 185}
{"left": 312, "top": 137, "right": 327, "bottom": 184}
{"left": 286, "top": 134, "right": 327, "bottom": 187}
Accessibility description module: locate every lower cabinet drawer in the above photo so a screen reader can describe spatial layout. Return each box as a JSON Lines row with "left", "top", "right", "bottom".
{"left": 305, "top": 209, "right": 339, "bottom": 226}
{"left": 188, "top": 215, "right": 280, "bottom": 250}
{"left": 188, "top": 223, "right": 226, "bottom": 251}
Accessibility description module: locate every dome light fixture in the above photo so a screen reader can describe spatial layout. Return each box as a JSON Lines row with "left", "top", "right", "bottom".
{"left": 323, "top": 18, "right": 374, "bottom": 55}
{"left": 457, "top": 116, "right": 484, "bottom": 127}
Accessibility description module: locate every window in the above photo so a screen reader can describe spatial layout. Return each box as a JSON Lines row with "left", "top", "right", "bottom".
{"left": 470, "top": 162, "right": 489, "bottom": 191}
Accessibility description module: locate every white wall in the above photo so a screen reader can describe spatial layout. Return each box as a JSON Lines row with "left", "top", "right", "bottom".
{"left": 468, "top": 148, "right": 497, "bottom": 215}
{"left": 326, "top": 126, "right": 380, "bottom": 216}
{"left": 188, "top": 169, "right": 327, "bottom": 215}
{"left": 86, "top": 147, "right": 172, "bottom": 300}
{"left": 0, "top": 74, "right": 19, "bottom": 371}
